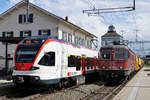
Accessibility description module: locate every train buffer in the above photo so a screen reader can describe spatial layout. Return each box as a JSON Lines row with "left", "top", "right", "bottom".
{"left": 113, "top": 65, "right": 150, "bottom": 100}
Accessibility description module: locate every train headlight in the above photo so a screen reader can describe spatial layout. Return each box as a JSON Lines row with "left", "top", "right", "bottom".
{"left": 34, "top": 76, "right": 40, "bottom": 80}
{"left": 120, "top": 66, "right": 123, "bottom": 69}
{"left": 102, "top": 66, "right": 105, "bottom": 69}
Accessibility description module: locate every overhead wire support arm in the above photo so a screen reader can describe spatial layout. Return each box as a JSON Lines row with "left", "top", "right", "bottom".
{"left": 87, "top": 9, "right": 134, "bottom": 16}
{"left": 83, "top": 0, "right": 135, "bottom": 15}
{"left": 83, "top": 6, "right": 133, "bottom": 13}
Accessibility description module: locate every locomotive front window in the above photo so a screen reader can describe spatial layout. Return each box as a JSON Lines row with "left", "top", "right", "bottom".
{"left": 16, "top": 45, "right": 41, "bottom": 63}
{"left": 115, "top": 48, "right": 128, "bottom": 60}
{"left": 101, "top": 49, "right": 112, "bottom": 60}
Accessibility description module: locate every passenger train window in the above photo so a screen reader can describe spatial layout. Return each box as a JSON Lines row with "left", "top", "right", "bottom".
{"left": 68, "top": 55, "right": 76, "bottom": 67}
{"left": 68, "top": 55, "right": 81, "bottom": 70}
{"left": 76, "top": 56, "right": 81, "bottom": 70}
{"left": 86, "top": 57, "right": 93, "bottom": 67}
{"left": 38, "top": 52, "right": 55, "bottom": 66}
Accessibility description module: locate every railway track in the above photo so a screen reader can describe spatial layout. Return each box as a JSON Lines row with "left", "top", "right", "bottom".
{"left": 0, "top": 82, "right": 14, "bottom": 87}
{"left": 0, "top": 77, "right": 130, "bottom": 100}
{"left": 81, "top": 76, "right": 131, "bottom": 100}
{"left": 0, "top": 81, "right": 103, "bottom": 100}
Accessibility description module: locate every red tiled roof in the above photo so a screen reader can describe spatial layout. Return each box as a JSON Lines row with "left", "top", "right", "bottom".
{"left": 102, "top": 32, "right": 121, "bottom": 37}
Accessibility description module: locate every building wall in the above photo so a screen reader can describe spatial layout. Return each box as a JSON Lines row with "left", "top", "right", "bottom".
{"left": 0, "top": 4, "right": 59, "bottom": 68}
{"left": 0, "top": 3, "right": 95, "bottom": 69}
{"left": 58, "top": 23, "right": 93, "bottom": 48}
{"left": 0, "top": 4, "right": 59, "bottom": 38}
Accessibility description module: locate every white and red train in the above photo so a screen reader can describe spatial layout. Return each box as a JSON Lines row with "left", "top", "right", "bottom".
{"left": 12, "top": 36, "right": 143, "bottom": 86}
{"left": 12, "top": 36, "right": 98, "bottom": 86}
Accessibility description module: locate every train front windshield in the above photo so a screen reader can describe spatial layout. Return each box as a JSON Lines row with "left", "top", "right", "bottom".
{"left": 16, "top": 45, "right": 41, "bottom": 63}
{"left": 100, "top": 49, "right": 112, "bottom": 60}
{"left": 114, "top": 48, "right": 128, "bottom": 60}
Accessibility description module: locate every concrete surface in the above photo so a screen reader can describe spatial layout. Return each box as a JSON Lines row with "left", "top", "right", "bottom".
{"left": 113, "top": 65, "right": 150, "bottom": 100}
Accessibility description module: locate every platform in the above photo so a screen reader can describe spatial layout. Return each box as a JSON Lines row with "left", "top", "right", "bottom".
{"left": 113, "top": 65, "right": 150, "bottom": 100}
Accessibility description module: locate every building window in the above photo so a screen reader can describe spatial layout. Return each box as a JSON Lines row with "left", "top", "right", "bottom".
{"left": 28, "top": 14, "right": 33, "bottom": 23}
{"left": 20, "top": 30, "right": 32, "bottom": 37}
{"left": 81, "top": 38, "right": 85, "bottom": 46}
{"left": 78, "top": 37, "right": 84, "bottom": 46}
{"left": 87, "top": 40, "right": 92, "bottom": 48}
{"left": 74, "top": 36, "right": 78, "bottom": 44}
{"left": 62, "top": 31, "right": 67, "bottom": 41}
{"left": 74, "top": 36, "right": 85, "bottom": 46}
{"left": 2, "top": 31, "right": 13, "bottom": 37}
{"left": 19, "top": 13, "right": 33, "bottom": 24}
{"left": 38, "top": 29, "right": 51, "bottom": 36}
{"left": 68, "top": 33, "right": 72, "bottom": 43}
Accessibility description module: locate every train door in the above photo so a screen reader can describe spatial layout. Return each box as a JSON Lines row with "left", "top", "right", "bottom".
{"left": 81, "top": 56, "right": 86, "bottom": 75}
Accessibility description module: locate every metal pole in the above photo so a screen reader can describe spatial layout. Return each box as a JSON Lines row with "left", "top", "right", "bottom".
{"left": 135, "top": 30, "right": 138, "bottom": 42}
{"left": 5, "top": 38, "right": 8, "bottom": 75}
{"left": 26, "top": 0, "right": 29, "bottom": 22}
{"left": 133, "top": 0, "right": 135, "bottom": 10}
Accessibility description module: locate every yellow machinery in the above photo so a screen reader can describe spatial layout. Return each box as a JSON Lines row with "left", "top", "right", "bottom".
{"left": 136, "top": 56, "right": 144, "bottom": 71}
{"left": 136, "top": 56, "right": 140, "bottom": 71}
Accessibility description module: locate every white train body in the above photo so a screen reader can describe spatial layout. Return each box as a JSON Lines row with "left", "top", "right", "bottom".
{"left": 12, "top": 36, "right": 98, "bottom": 85}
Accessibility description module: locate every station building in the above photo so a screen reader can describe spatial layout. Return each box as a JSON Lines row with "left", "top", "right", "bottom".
{"left": 0, "top": 0, "right": 97, "bottom": 69}
{"left": 101, "top": 25, "right": 122, "bottom": 46}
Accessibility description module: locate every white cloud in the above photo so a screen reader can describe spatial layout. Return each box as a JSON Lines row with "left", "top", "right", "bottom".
{"left": 9, "top": 0, "right": 35, "bottom": 5}
{"left": 8, "top": 0, "right": 150, "bottom": 48}
{"left": 34, "top": 0, "right": 107, "bottom": 35}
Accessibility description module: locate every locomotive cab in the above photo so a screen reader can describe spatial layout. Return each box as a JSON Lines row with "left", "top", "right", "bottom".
{"left": 99, "top": 45, "right": 136, "bottom": 83}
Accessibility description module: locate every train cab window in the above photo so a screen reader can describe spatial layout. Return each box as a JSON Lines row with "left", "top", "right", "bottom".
{"left": 38, "top": 52, "right": 55, "bottom": 66}
{"left": 101, "top": 49, "right": 112, "bottom": 60}
{"left": 115, "top": 48, "right": 128, "bottom": 60}
{"left": 16, "top": 44, "right": 42, "bottom": 63}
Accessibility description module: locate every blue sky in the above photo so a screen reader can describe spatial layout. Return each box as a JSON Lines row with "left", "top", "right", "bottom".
{"left": 0, "top": 0, "right": 150, "bottom": 42}
{"left": 0, "top": 0, "right": 10, "bottom": 13}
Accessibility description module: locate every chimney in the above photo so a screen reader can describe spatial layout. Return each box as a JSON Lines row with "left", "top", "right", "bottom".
{"left": 65, "top": 16, "right": 68, "bottom": 21}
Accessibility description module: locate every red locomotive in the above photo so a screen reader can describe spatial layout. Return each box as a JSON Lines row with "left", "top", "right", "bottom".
{"left": 98, "top": 45, "right": 136, "bottom": 83}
